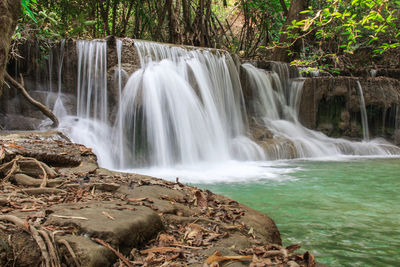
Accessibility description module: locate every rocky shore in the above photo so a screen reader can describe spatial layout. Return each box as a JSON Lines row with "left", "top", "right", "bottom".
{"left": 0, "top": 131, "right": 322, "bottom": 266}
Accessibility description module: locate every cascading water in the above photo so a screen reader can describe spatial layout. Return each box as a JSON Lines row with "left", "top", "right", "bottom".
{"left": 242, "top": 63, "right": 399, "bottom": 158}
{"left": 113, "top": 40, "right": 264, "bottom": 167}
{"left": 56, "top": 39, "right": 264, "bottom": 170}
{"left": 56, "top": 40, "right": 115, "bottom": 168}
{"left": 356, "top": 81, "right": 370, "bottom": 141}
{"left": 42, "top": 38, "right": 399, "bottom": 181}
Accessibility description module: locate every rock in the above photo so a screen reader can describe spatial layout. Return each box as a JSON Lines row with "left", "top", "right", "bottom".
{"left": 0, "top": 229, "right": 41, "bottom": 267}
{"left": 0, "top": 0, "right": 20, "bottom": 93}
{"left": 46, "top": 202, "right": 163, "bottom": 252}
{"left": 288, "top": 260, "right": 300, "bottom": 267}
{"left": 394, "top": 130, "right": 400, "bottom": 145}
{"left": 59, "top": 235, "right": 115, "bottom": 267}
{"left": 299, "top": 76, "right": 400, "bottom": 141}
{"left": 58, "top": 162, "right": 98, "bottom": 175}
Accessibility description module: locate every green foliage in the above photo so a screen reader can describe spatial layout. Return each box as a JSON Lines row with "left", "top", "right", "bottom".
{"left": 13, "top": 0, "right": 400, "bottom": 67}
{"left": 21, "top": 0, "right": 37, "bottom": 22}
{"left": 285, "top": 0, "right": 400, "bottom": 67}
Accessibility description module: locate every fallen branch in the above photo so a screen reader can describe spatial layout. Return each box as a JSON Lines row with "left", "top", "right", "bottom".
{"left": 51, "top": 214, "right": 89, "bottom": 220}
{"left": 92, "top": 238, "right": 133, "bottom": 267}
{"left": 4, "top": 72, "right": 59, "bottom": 127}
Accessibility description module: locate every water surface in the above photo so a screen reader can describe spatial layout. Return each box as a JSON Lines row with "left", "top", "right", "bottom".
{"left": 194, "top": 158, "right": 400, "bottom": 267}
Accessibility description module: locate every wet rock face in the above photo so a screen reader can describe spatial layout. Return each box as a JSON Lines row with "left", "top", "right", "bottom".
{"left": 0, "top": 0, "right": 20, "bottom": 95}
{"left": 299, "top": 76, "right": 400, "bottom": 141}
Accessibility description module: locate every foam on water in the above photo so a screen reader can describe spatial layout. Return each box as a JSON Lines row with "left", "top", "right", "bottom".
{"left": 128, "top": 160, "right": 297, "bottom": 184}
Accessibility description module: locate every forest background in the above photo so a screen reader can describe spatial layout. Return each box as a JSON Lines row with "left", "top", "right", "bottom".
{"left": 13, "top": 0, "right": 400, "bottom": 71}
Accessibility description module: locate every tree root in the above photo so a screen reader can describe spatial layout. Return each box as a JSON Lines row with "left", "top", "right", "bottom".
{"left": 18, "top": 187, "right": 66, "bottom": 195}
{"left": 0, "top": 215, "right": 52, "bottom": 267}
{"left": 39, "top": 230, "right": 61, "bottom": 267}
{"left": 57, "top": 239, "right": 80, "bottom": 266}
{"left": 14, "top": 173, "right": 63, "bottom": 187}
{"left": 4, "top": 72, "right": 59, "bottom": 128}
{"left": 92, "top": 238, "right": 133, "bottom": 267}
{"left": 0, "top": 155, "right": 58, "bottom": 189}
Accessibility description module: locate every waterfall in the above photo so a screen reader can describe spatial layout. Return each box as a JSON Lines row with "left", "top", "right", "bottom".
{"left": 356, "top": 81, "right": 370, "bottom": 141}
{"left": 242, "top": 63, "right": 399, "bottom": 158}
{"left": 113, "top": 40, "right": 264, "bottom": 167}
{"left": 55, "top": 40, "right": 114, "bottom": 168}
{"left": 76, "top": 40, "right": 108, "bottom": 122}
{"left": 56, "top": 39, "right": 263, "bottom": 169}
{"left": 47, "top": 39, "right": 399, "bottom": 172}
{"left": 53, "top": 40, "right": 67, "bottom": 118}
{"left": 115, "top": 39, "right": 125, "bottom": 168}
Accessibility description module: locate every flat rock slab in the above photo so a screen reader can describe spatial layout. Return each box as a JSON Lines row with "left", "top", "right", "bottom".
{"left": 59, "top": 235, "right": 116, "bottom": 267}
{"left": 46, "top": 201, "right": 163, "bottom": 252}
{"left": 0, "top": 130, "right": 95, "bottom": 166}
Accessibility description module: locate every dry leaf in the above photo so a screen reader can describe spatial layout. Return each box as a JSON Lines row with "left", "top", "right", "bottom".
{"left": 24, "top": 219, "right": 30, "bottom": 231}
{"left": 6, "top": 143, "right": 25, "bottom": 150}
{"left": 127, "top": 197, "right": 153, "bottom": 203}
{"left": 194, "top": 190, "right": 207, "bottom": 208}
{"left": 158, "top": 233, "right": 178, "bottom": 246}
{"left": 0, "top": 146, "right": 5, "bottom": 161}
{"left": 286, "top": 244, "right": 301, "bottom": 253}
{"left": 205, "top": 250, "right": 252, "bottom": 265}
{"left": 303, "top": 251, "right": 315, "bottom": 267}
{"left": 184, "top": 224, "right": 202, "bottom": 240}
{"left": 140, "top": 247, "right": 182, "bottom": 254}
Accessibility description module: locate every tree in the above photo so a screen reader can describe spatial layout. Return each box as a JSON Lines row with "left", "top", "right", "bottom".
{"left": 279, "top": 0, "right": 400, "bottom": 67}
{"left": 273, "top": 0, "right": 308, "bottom": 62}
{"left": 0, "top": 0, "right": 20, "bottom": 94}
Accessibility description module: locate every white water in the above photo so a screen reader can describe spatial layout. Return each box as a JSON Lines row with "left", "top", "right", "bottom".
{"left": 114, "top": 41, "right": 264, "bottom": 167}
{"left": 356, "top": 81, "right": 370, "bottom": 141}
{"left": 40, "top": 39, "right": 400, "bottom": 182}
{"left": 242, "top": 63, "right": 399, "bottom": 159}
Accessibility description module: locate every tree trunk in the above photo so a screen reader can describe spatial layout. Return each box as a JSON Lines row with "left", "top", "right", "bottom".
{"left": 272, "top": 0, "right": 308, "bottom": 62}
{"left": 0, "top": 0, "right": 20, "bottom": 96}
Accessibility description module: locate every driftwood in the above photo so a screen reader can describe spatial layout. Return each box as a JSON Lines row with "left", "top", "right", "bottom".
{"left": 4, "top": 72, "right": 59, "bottom": 127}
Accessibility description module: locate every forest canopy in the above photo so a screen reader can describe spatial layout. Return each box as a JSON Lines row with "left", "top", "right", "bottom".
{"left": 15, "top": 0, "right": 400, "bottom": 69}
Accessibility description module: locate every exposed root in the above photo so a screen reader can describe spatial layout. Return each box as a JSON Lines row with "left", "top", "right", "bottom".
{"left": 18, "top": 187, "right": 67, "bottom": 195}
{"left": 92, "top": 238, "right": 133, "bottom": 267}
{"left": 0, "top": 158, "right": 20, "bottom": 182}
{"left": 0, "top": 215, "right": 51, "bottom": 267}
{"left": 14, "top": 173, "right": 63, "bottom": 187}
{"left": 57, "top": 239, "right": 80, "bottom": 266}
{"left": 39, "top": 230, "right": 61, "bottom": 267}
{"left": 0, "top": 155, "right": 58, "bottom": 189}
